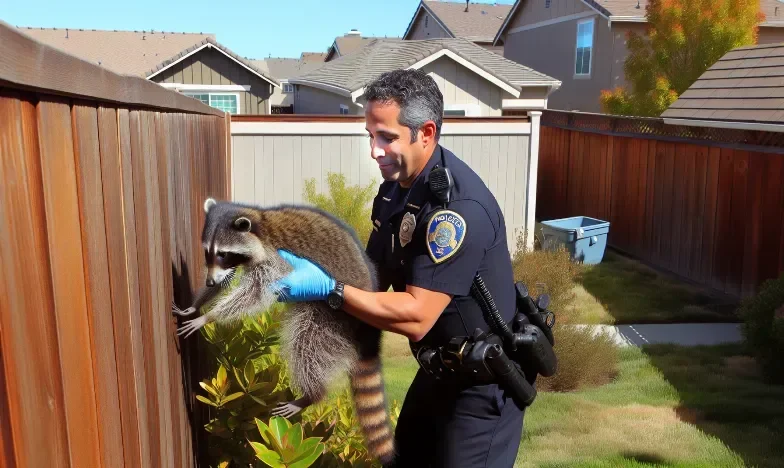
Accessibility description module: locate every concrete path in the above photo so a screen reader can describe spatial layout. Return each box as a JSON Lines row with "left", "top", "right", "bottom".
{"left": 574, "top": 323, "right": 743, "bottom": 347}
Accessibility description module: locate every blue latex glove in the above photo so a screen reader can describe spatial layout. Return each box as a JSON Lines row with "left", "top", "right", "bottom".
{"left": 273, "top": 249, "right": 336, "bottom": 302}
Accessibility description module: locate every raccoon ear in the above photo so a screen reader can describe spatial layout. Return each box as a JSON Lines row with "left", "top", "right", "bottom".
{"left": 234, "top": 217, "right": 252, "bottom": 232}
{"left": 204, "top": 198, "right": 217, "bottom": 214}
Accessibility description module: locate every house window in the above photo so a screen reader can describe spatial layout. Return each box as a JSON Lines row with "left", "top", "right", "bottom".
{"left": 575, "top": 19, "right": 594, "bottom": 76}
{"left": 340, "top": 104, "right": 349, "bottom": 115}
{"left": 444, "top": 109, "right": 466, "bottom": 116}
{"left": 183, "top": 92, "right": 239, "bottom": 114}
{"left": 283, "top": 83, "right": 294, "bottom": 93}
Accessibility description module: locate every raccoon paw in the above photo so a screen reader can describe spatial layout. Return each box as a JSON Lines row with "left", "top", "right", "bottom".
{"left": 271, "top": 397, "right": 312, "bottom": 418}
{"left": 176, "top": 315, "right": 208, "bottom": 338}
{"left": 171, "top": 301, "right": 197, "bottom": 317}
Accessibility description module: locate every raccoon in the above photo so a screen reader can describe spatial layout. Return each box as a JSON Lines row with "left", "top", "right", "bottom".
{"left": 172, "top": 197, "right": 396, "bottom": 465}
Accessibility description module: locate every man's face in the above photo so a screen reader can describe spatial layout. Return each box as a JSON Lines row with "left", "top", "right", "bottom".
{"left": 365, "top": 100, "right": 428, "bottom": 186}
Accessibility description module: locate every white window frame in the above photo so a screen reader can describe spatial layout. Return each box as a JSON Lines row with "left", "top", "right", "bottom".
{"left": 574, "top": 18, "right": 594, "bottom": 78}
{"left": 339, "top": 104, "right": 350, "bottom": 115}
{"left": 282, "top": 82, "right": 294, "bottom": 93}
{"left": 182, "top": 91, "right": 241, "bottom": 114}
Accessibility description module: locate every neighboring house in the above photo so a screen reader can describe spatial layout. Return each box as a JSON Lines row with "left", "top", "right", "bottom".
{"left": 252, "top": 52, "right": 327, "bottom": 113}
{"left": 325, "top": 30, "right": 385, "bottom": 61}
{"left": 287, "top": 37, "right": 560, "bottom": 116}
{"left": 661, "top": 42, "right": 784, "bottom": 133}
{"left": 402, "top": 0, "right": 513, "bottom": 54}
{"left": 492, "top": 0, "right": 784, "bottom": 113}
{"left": 17, "top": 26, "right": 280, "bottom": 114}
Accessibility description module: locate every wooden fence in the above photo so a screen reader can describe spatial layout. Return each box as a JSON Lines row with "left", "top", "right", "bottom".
{"left": 0, "top": 22, "right": 230, "bottom": 468}
{"left": 230, "top": 114, "right": 539, "bottom": 253}
{"left": 537, "top": 110, "right": 784, "bottom": 298}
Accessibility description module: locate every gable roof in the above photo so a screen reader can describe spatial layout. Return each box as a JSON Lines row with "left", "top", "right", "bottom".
{"left": 403, "top": 1, "right": 514, "bottom": 43}
{"left": 16, "top": 26, "right": 213, "bottom": 76}
{"left": 325, "top": 32, "right": 377, "bottom": 60}
{"left": 661, "top": 42, "right": 784, "bottom": 131}
{"left": 16, "top": 26, "right": 279, "bottom": 87}
{"left": 250, "top": 56, "right": 326, "bottom": 81}
{"left": 288, "top": 37, "right": 560, "bottom": 100}
{"left": 494, "top": 0, "right": 784, "bottom": 44}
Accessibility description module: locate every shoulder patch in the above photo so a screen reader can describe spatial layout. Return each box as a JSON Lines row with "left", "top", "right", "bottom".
{"left": 426, "top": 210, "right": 467, "bottom": 263}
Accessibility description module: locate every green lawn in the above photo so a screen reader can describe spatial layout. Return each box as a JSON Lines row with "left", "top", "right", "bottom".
{"left": 376, "top": 333, "right": 784, "bottom": 468}
{"left": 568, "top": 250, "right": 740, "bottom": 325}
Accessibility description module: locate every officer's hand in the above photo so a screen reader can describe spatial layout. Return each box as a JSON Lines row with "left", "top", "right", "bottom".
{"left": 273, "top": 249, "right": 336, "bottom": 302}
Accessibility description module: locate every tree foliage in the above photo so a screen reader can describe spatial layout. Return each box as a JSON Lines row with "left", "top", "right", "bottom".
{"left": 600, "top": 0, "right": 764, "bottom": 116}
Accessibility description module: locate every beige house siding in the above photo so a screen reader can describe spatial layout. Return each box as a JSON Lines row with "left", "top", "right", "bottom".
{"left": 152, "top": 48, "right": 273, "bottom": 114}
{"left": 504, "top": 14, "right": 610, "bottom": 112}
{"left": 506, "top": 0, "right": 591, "bottom": 30}
{"left": 422, "top": 56, "right": 516, "bottom": 116}
{"left": 293, "top": 85, "right": 360, "bottom": 114}
{"left": 407, "top": 10, "right": 451, "bottom": 40}
{"left": 608, "top": 22, "right": 648, "bottom": 91}
{"left": 230, "top": 121, "right": 534, "bottom": 252}
{"left": 269, "top": 82, "right": 295, "bottom": 107}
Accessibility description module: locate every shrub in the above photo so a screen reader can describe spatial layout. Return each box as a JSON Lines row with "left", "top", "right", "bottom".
{"left": 303, "top": 173, "right": 378, "bottom": 247}
{"left": 738, "top": 272, "right": 784, "bottom": 385}
{"left": 511, "top": 230, "right": 581, "bottom": 322}
{"left": 535, "top": 325, "right": 619, "bottom": 392}
{"left": 510, "top": 230, "right": 619, "bottom": 392}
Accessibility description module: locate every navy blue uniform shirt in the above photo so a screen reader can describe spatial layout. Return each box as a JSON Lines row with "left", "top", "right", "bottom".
{"left": 366, "top": 144, "right": 517, "bottom": 347}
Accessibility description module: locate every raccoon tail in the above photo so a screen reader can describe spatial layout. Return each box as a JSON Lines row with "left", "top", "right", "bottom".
{"left": 350, "top": 326, "right": 396, "bottom": 466}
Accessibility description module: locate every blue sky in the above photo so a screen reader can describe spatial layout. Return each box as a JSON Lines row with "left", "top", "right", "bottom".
{"left": 2, "top": 0, "right": 516, "bottom": 59}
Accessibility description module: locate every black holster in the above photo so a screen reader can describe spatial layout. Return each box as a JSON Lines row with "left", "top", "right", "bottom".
{"left": 409, "top": 281, "right": 558, "bottom": 410}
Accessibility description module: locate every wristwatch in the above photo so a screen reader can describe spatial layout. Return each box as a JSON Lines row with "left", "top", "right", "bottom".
{"left": 326, "top": 281, "right": 345, "bottom": 310}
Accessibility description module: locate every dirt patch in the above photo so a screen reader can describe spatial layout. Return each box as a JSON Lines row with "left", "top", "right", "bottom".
{"left": 675, "top": 406, "right": 705, "bottom": 425}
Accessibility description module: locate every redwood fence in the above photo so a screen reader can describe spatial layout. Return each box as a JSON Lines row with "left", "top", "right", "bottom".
{"left": 0, "top": 22, "right": 230, "bottom": 468}
{"left": 537, "top": 110, "right": 784, "bottom": 299}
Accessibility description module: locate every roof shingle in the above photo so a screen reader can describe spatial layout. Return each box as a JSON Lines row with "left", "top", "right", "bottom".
{"left": 662, "top": 42, "right": 784, "bottom": 125}
{"left": 418, "top": 1, "right": 513, "bottom": 42}
{"left": 16, "top": 26, "right": 214, "bottom": 76}
{"left": 290, "top": 37, "right": 559, "bottom": 95}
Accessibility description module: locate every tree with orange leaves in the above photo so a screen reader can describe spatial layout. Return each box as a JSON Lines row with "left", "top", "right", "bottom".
{"left": 600, "top": 0, "right": 764, "bottom": 116}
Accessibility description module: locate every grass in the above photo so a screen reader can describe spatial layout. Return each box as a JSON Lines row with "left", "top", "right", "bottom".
{"left": 374, "top": 333, "right": 784, "bottom": 468}
{"left": 568, "top": 249, "right": 740, "bottom": 325}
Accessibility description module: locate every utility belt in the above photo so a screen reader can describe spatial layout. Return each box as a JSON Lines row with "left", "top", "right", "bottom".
{"left": 410, "top": 279, "right": 558, "bottom": 409}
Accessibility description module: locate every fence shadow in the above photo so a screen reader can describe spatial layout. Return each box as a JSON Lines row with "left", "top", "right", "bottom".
{"left": 643, "top": 343, "right": 784, "bottom": 468}
{"left": 575, "top": 249, "right": 740, "bottom": 325}
{"left": 172, "top": 255, "right": 213, "bottom": 467}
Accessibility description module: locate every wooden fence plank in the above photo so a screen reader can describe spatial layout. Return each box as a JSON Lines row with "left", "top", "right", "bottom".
{"left": 0, "top": 94, "right": 70, "bottom": 468}
{"left": 129, "top": 110, "right": 163, "bottom": 468}
{"left": 728, "top": 151, "right": 750, "bottom": 296}
{"left": 37, "top": 98, "right": 103, "bottom": 467}
{"left": 690, "top": 145, "right": 709, "bottom": 280}
{"left": 700, "top": 147, "right": 721, "bottom": 286}
{"left": 72, "top": 103, "right": 126, "bottom": 467}
{"left": 97, "top": 106, "right": 146, "bottom": 468}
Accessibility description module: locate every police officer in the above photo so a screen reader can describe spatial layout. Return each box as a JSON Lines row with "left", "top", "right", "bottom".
{"left": 274, "top": 68, "right": 526, "bottom": 467}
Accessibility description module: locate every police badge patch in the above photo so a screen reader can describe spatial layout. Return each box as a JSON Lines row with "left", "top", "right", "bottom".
{"left": 399, "top": 212, "right": 416, "bottom": 247}
{"left": 426, "top": 210, "right": 466, "bottom": 263}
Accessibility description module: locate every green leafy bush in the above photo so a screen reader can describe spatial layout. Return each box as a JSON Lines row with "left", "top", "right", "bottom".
{"left": 511, "top": 231, "right": 619, "bottom": 392}
{"left": 738, "top": 272, "right": 784, "bottom": 384}
{"left": 303, "top": 173, "right": 377, "bottom": 247}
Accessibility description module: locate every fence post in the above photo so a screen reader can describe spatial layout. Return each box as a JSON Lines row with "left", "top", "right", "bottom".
{"left": 525, "top": 110, "right": 542, "bottom": 252}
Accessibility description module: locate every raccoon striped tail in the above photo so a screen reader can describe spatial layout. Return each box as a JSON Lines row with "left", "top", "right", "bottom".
{"left": 350, "top": 355, "right": 396, "bottom": 466}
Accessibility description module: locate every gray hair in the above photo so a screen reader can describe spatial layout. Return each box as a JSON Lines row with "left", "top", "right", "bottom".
{"left": 364, "top": 69, "right": 444, "bottom": 143}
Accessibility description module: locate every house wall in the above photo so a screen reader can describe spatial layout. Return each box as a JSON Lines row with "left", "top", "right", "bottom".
{"left": 407, "top": 9, "right": 452, "bottom": 40}
{"left": 422, "top": 56, "right": 518, "bottom": 116}
{"left": 293, "top": 85, "right": 360, "bottom": 114}
{"left": 269, "top": 80, "right": 295, "bottom": 107}
{"left": 758, "top": 25, "right": 784, "bottom": 44}
{"left": 504, "top": 13, "right": 611, "bottom": 112}
{"left": 152, "top": 47, "right": 274, "bottom": 114}
{"left": 230, "top": 118, "right": 534, "bottom": 253}
{"left": 506, "top": 0, "right": 592, "bottom": 29}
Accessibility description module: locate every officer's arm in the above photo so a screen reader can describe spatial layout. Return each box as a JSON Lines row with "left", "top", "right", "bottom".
{"left": 344, "top": 199, "right": 495, "bottom": 342}
{"left": 341, "top": 284, "right": 451, "bottom": 341}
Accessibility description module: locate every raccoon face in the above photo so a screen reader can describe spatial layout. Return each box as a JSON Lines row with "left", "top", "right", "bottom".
{"left": 201, "top": 198, "right": 267, "bottom": 287}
